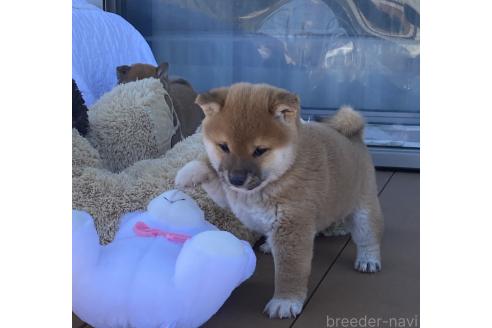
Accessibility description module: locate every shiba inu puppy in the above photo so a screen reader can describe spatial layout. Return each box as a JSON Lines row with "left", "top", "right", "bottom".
{"left": 175, "top": 83, "right": 383, "bottom": 319}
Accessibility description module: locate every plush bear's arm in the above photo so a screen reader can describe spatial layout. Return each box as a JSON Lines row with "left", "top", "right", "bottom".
{"left": 173, "top": 231, "right": 256, "bottom": 327}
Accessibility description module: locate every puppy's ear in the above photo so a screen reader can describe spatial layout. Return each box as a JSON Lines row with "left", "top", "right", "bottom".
{"left": 272, "top": 91, "right": 300, "bottom": 123}
{"left": 116, "top": 65, "right": 131, "bottom": 84}
{"left": 156, "top": 62, "right": 170, "bottom": 89}
{"left": 195, "top": 87, "right": 229, "bottom": 116}
{"left": 156, "top": 62, "right": 169, "bottom": 80}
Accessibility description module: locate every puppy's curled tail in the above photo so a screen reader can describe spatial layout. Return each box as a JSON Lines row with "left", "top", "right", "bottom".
{"left": 326, "top": 106, "right": 364, "bottom": 140}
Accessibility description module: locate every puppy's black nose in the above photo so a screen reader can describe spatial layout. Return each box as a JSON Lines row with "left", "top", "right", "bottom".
{"left": 228, "top": 170, "right": 248, "bottom": 186}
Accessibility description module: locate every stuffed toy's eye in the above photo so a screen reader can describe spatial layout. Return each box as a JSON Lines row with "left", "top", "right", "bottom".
{"left": 218, "top": 143, "right": 230, "bottom": 153}
{"left": 253, "top": 147, "right": 269, "bottom": 158}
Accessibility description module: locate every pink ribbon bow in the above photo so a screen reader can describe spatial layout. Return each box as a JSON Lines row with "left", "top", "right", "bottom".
{"left": 133, "top": 221, "right": 191, "bottom": 243}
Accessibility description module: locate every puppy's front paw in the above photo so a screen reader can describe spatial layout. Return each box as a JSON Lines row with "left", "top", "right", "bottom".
{"left": 354, "top": 246, "right": 381, "bottom": 273}
{"left": 355, "top": 259, "right": 381, "bottom": 273}
{"left": 264, "top": 297, "right": 304, "bottom": 319}
{"left": 175, "top": 160, "right": 211, "bottom": 189}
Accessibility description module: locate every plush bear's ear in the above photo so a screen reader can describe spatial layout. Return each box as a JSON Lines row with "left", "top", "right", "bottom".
{"left": 195, "top": 87, "right": 229, "bottom": 116}
{"left": 116, "top": 65, "right": 131, "bottom": 84}
{"left": 271, "top": 91, "right": 300, "bottom": 123}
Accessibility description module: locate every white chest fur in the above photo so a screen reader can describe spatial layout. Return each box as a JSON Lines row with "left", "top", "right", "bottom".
{"left": 224, "top": 188, "right": 276, "bottom": 235}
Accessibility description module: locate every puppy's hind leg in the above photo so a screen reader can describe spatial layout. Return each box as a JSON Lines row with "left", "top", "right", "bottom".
{"left": 346, "top": 199, "right": 384, "bottom": 273}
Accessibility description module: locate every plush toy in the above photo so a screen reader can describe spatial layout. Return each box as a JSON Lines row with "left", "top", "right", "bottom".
{"left": 73, "top": 189, "right": 256, "bottom": 328}
{"left": 87, "top": 77, "right": 177, "bottom": 172}
{"left": 72, "top": 77, "right": 259, "bottom": 245}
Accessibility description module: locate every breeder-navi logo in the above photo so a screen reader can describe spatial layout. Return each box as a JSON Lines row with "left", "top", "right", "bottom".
{"left": 326, "top": 315, "right": 419, "bottom": 328}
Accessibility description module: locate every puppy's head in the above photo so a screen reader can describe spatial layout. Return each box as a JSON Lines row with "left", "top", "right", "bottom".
{"left": 117, "top": 62, "right": 172, "bottom": 109}
{"left": 197, "top": 83, "right": 300, "bottom": 192}
{"left": 116, "top": 62, "right": 170, "bottom": 90}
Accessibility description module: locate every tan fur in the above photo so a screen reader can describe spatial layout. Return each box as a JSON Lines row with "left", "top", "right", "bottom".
{"left": 176, "top": 83, "right": 383, "bottom": 319}
{"left": 326, "top": 105, "right": 365, "bottom": 139}
{"left": 116, "top": 63, "right": 157, "bottom": 83}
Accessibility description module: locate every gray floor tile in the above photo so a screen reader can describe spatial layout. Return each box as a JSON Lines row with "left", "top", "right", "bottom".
{"left": 292, "top": 172, "right": 419, "bottom": 327}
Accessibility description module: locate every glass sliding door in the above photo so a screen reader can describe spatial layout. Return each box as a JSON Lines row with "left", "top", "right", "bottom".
{"left": 107, "top": 0, "right": 420, "bottom": 168}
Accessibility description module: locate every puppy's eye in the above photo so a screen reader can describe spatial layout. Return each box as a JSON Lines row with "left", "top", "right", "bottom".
{"left": 253, "top": 147, "right": 269, "bottom": 158}
{"left": 218, "top": 143, "right": 230, "bottom": 153}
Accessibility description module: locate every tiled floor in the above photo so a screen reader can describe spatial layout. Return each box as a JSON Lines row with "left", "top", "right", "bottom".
{"left": 73, "top": 170, "right": 420, "bottom": 328}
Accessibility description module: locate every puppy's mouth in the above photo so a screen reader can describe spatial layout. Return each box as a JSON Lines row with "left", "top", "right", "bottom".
{"left": 244, "top": 176, "right": 262, "bottom": 191}
{"left": 220, "top": 172, "right": 263, "bottom": 192}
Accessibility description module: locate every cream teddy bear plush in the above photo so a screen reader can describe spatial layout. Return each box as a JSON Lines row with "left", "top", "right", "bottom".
{"left": 72, "top": 78, "right": 258, "bottom": 245}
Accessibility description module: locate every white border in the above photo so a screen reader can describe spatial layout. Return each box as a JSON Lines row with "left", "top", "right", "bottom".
{"left": 0, "top": 1, "right": 71, "bottom": 326}
{"left": 421, "top": 1, "right": 492, "bottom": 327}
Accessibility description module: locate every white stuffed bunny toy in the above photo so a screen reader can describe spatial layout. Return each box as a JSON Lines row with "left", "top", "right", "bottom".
{"left": 73, "top": 190, "right": 256, "bottom": 328}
